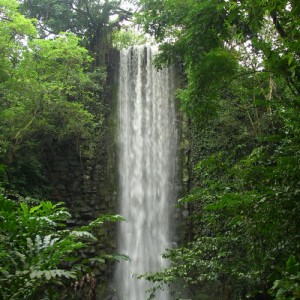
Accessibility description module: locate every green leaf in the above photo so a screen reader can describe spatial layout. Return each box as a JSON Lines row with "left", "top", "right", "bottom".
{"left": 44, "top": 270, "right": 51, "bottom": 280}
{"left": 286, "top": 255, "right": 298, "bottom": 275}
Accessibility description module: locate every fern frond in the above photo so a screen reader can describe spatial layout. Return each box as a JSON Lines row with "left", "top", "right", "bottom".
{"left": 69, "top": 231, "right": 97, "bottom": 241}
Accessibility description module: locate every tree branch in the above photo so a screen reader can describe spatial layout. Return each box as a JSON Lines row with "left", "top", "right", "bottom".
{"left": 270, "top": 10, "right": 287, "bottom": 39}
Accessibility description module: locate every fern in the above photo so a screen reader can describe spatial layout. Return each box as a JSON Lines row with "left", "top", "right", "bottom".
{"left": 81, "top": 214, "right": 125, "bottom": 231}
{"left": 0, "top": 193, "right": 126, "bottom": 299}
{"left": 28, "top": 269, "right": 77, "bottom": 280}
{"left": 69, "top": 230, "right": 97, "bottom": 241}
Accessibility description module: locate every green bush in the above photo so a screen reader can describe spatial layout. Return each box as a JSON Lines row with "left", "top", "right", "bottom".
{"left": 0, "top": 193, "right": 125, "bottom": 300}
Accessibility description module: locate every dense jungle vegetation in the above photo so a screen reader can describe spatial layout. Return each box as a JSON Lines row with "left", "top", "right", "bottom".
{"left": 0, "top": 0, "right": 299, "bottom": 299}
{"left": 0, "top": 0, "right": 129, "bottom": 298}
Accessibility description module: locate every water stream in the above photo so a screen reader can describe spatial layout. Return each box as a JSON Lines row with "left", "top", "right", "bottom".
{"left": 115, "top": 46, "right": 177, "bottom": 300}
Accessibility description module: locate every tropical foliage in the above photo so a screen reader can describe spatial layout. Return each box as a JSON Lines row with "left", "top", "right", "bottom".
{"left": 0, "top": 192, "right": 125, "bottom": 300}
{"left": 0, "top": 0, "right": 110, "bottom": 196}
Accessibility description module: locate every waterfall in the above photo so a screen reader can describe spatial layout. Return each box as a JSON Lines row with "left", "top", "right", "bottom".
{"left": 115, "top": 46, "right": 177, "bottom": 300}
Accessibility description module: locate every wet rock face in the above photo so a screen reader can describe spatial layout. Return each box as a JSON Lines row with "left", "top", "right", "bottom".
{"left": 48, "top": 48, "right": 120, "bottom": 227}
{"left": 46, "top": 130, "right": 118, "bottom": 296}
{"left": 45, "top": 49, "right": 120, "bottom": 298}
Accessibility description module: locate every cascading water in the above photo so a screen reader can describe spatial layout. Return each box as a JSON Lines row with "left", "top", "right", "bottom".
{"left": 115, "top": 46, "right": 177, "bottom": 300}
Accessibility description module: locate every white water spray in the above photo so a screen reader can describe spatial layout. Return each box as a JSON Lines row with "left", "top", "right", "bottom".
{"left": 115, "top": 46, "right": 177, "bottom": 300}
